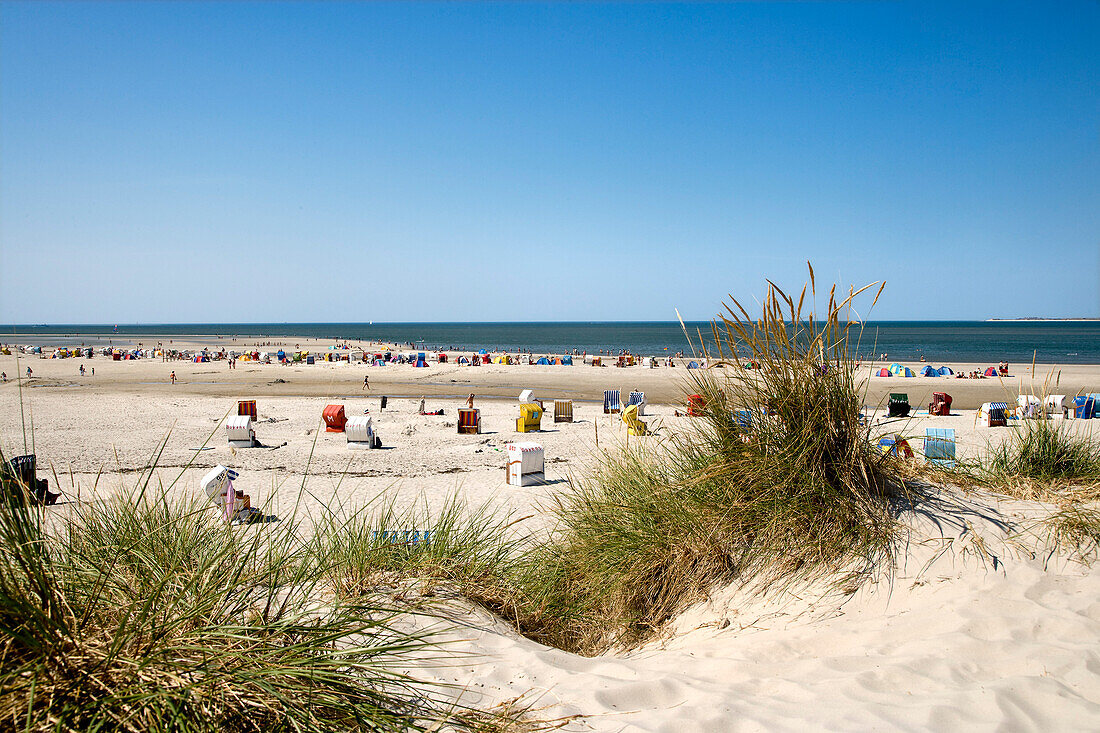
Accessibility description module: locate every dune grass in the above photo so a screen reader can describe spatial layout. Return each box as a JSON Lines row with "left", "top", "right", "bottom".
{"left": 0, "top": 471, "right": 511, "bottom": 732}
{"left": 987, "top": 418, "right": 1100, "bottom": 490}
{"left": 311, "top": 496, "right": 526, "bottom": 615}
{"left": 1041, "top": 504, "right": 1100, "bottom": 563}
{"left": 490, "top": 269, "right": 904, "bottom": 654}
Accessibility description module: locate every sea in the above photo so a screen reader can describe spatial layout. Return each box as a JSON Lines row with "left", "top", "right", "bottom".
{"left": 3, "top": 321, "right": 1099, "bottom": 365}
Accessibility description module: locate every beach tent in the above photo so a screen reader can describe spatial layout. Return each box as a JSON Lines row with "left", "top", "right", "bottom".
{"left": 535, "top": 357, "right": 550, "bottom": 365}
{"left": 687, "top": 361, "right": 700, "bottom": 369}
{"left": 984, "top": 367, "right": 998, "bottom": 377}
{"left": 900, "top": 367, "right": 915, "bottom": 377}
{"left": 937, "top": 366, "right": 954, "bottom": 376}
{"left": 919, "top": 365, "right": 937, "bottom": 377}
{"left": 888, "top": 363, "right": 905, "bottom": 376}
{"left": 875, "top": 368, "right": 891, "bottom": 377}
{"left": 561, "top": 355, "right": 573, "bottom": 365}
{"left": 878, "top": 435, "right": 914, "bottom": 459}
{"left": 457, "top": 356, "right": 470, "bottom": 365}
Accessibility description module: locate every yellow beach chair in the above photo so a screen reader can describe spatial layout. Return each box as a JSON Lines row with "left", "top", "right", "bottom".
{"left": 622, "top": 404, "right": 648, "bottom": 436}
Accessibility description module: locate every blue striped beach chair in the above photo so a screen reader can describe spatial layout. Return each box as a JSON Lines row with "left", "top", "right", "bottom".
{"left": 924, "top": 428, "right": 956, "bottom": 468}
{"left": 987, "top": 402, "right": 1008, "bottom": 427}
{"left": 604, "top": 389, "right": 621, "bottom": 414}
{"left": 734, "top": 409, "right": 752, "bottom": 429}
{"left": 627, "top": 391, "right": 646, "bottom": 416}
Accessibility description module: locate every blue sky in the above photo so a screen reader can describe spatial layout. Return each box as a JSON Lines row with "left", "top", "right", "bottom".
{"left": 2, "top": 1, "right": 1097, "bottom": 323}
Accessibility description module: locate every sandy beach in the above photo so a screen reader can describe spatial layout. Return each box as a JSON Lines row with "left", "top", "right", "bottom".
{"left": 2, "top": 337, "right": 1100, "bottom": 730}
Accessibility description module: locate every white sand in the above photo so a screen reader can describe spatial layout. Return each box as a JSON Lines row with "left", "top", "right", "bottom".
{"left": 2, "top": 347, "right": 1100, "bottom": 730}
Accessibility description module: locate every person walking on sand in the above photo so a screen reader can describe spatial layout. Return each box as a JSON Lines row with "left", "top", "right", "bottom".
{"left": 170, "top": 371, "right": 176, "bottom": 385}
{"left": 363, "top": 375, "right": 370, "bottom": 391}
{"left": 26, "top": 367, "right": 32, "bottom": 379}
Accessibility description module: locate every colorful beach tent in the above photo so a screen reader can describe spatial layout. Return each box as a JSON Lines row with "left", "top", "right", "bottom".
{"left": 561, "top": 355, "right": 573, "bottom": 365}
{"left": 937, "top": 366, "right": 953, "bottom": 376}
{"left": 984, "top": 367, "right": 997, "bottom": 377}
{"left": 919, "top": 365, "right": 937, "bottom": 377}
{"left": 687, "top": 361, "right": 700, "bottom": 369}
{"left": 888, "top": 363, "right": 905, "bottom": 375}
{"left": 876, "top": 368, "right": 890, "bottom": 377}
{"left": 878, "top": 435, "right": 914, "bottom": 459}
{"left": 535, "top": 357, "right": 550, "bottom": 365}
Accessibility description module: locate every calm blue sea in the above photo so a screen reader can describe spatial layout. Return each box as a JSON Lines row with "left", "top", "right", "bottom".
{"left": 2, "top": 321, "right": 1098, "bottom": 364}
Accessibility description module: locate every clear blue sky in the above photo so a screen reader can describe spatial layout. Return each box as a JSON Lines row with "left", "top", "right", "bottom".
{"left": 2, "top": 1, "right": 1097, "bottom": 323}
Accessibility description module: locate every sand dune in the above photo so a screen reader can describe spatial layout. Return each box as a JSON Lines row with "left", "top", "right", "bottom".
{"left": 2, "top": 346, "right": 1099, "bottom": 730}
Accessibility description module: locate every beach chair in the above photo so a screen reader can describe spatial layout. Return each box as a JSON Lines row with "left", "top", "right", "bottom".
{"left": 627, "top": 391, "right": 647, "bottom": 416}
{"left": 877, "top": 435, "right": 913, "bottom": 459}
{"left": 621, "top": 404, "right": 648, "bottom": 436}
{"left": 506, "top": 442, "right": 544, "bottom": 486}
{"left": 200, "top": 465, "right": 260, "bottom": 523}
{"left": 1016, "top": 395, "right": 1041, "bottom": 420}
{"left": 929, "top": 392, "right": 952, "bottom": 416}
{"left": 226, "top": 415, "right": 258, "bottom": 448}
{"left": 888, "top": 393, "right": 911, "bottom": 418}
{"left": 1044, "top": 394, "right": 1066, "bottom": 417}
{"left": 733, "top": 409, "right": 752, "bottom": 429}
{"left": 554, "top": 400, "right": 573, "bottom": 423}
{"left": 458, "top": 408, "right": 481, "bottom": 434}
{"left": 1, "top": 454, "right": 59, "bottom": 506}
{"left": 924, "top": 428, "right": 956, "bottom": 468}
{"left": 323, "top": 404, "right": 347, "bottom": 432}
{"left": 603, "top": 390, "right": 621, "bottom": 414}
{"left": 238, "top": 400, "right": 257, "bottom": 420}
{"left": 516, "top": 403, "right": 543, "bottom": 433}
{"left": 346, "top": 416, "right": 381, "bottom": 449}
{"left": 687, "top": 394, "right": 706, "bottom": 417}
{"left": 979, "top": 402, "right": 1008, "bottom": 427}
{"left": 1071, "top": 395, "right": 1095, "bottom": 419}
